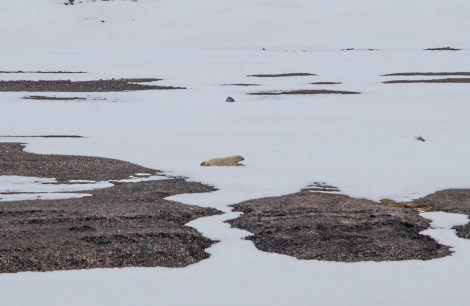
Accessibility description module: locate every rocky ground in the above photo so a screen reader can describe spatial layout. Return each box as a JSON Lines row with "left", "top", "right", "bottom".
{"left": 415, "top": 189, "right": 470, "bottom": 239}
{"left": 0, "top": 78, "right": 185, "bottom": 92}
{"left": 228, "top": 190, "right": 457, "bottom": 262}
{"left": 2, "top": 142, "right": 469, "bottom": 270}
{"left": 0, "top": 143, "right": 220, "bottom": 273}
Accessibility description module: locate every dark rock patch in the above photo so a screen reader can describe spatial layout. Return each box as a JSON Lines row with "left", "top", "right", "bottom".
{"left": 0, "top": 70, "right": 86, "bottom": 74}
{"left": 23, "top": 95, "right": 87, "bottom": 101}
{"left": 0, "top": 78, "right": 185, "bottom": 92}
{"left": 382, "top": 72, "right": 470, "bottom": 77}
{"left": 341, "top": 48, "right": 378, "bottom": 51}
{"left": 228, "top": 191, "right": 450, "bottom": 262}
{"left": 0, "top": 135, "right": 83, "bottom": 138}
{"left": 0, "top": 143, "right": 221, "bottom": 272}
{"left": 221, "top": 83, "right": 261, "bottom": 86}
{"left": 406, "top": 189, "right": 470, "bottom": 240}
{"left": 384, "top": 78, "right": 470, "bottom": 84}
{"left": 425, "top": 47, "right": 461, "bottom": 51}
{"left": 248, "top": 89, "right": 360, "bottom": 95}
{"left": 247, "top": 73, "right": 317, "bottom": 78}
{"left": 310, "top": 82, "right": 342, "bottom": 85}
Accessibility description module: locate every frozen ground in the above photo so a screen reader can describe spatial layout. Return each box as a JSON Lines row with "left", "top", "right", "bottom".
{"left": 1, "top": 0, "right": 470, "bottom": 305}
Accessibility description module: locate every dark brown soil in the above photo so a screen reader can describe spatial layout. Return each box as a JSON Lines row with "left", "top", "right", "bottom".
{"left": 0, "top": 78, "right": 185, "bottom": 92}
{"left": 23, "top": 95, "right": 87, "bottom": 101}
{"left": 0, "top": 135, "right": 83, "bottom": 138}
{"left": 412, "top": 189, "right": 470, "bottom": 239}
{"left": 425, "top": 47, "right": 461, "bottom": 51}
{"left": 228, "top": 191, "right": 451, "bottom": 262}
{"left": 384, "top": 78, "right": 470, "bottom": 84}
{"left": 0, "top": 71, "right": 86, "bottom": 74}
{"left": 247, "top": 73, "right": 317, "bottom": 77}
{"left": 310, "top": 82, "right": 342, "bottom": 85}
{"left": 0, "top": 143, "right": 221, "bottom": 273}
{"left": 249, "top": 89, "right": 361, "bottom": 95}
{"left": 221, "top": 84, "right": 261, "bottom": 86}
{"left": 382, "top": 72, "right": 470, "bottom": 77}
{"left": 341, "top": 48, "right": 378, "bottom": 51}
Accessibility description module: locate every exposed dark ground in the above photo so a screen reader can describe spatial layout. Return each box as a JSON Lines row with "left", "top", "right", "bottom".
{"left": 415, "top": 189, "right": 470, "bottom": 239}
{"left": 2, "top": 143, "right": 470, "bottom": 269}
{"left": 23, "top": 95, "right": 87, "bottom": 101}
{"left": 310, "top": 82, "right": 342, "bottom": 85}
{"left": 0, "top": 143, "right": 220, "bottom": 273}
{"left": 247, "top": 73, "right": 316, "bottom": 77}
{"left": 384, "top": 78, "right": 470, "bottom": 84}
{"left": 249, "top": 89, "right": 361, "bottom": 95}
{"left": 228, "top": 187, "right": 470, "bottom": 262}
{"left": 0, "top": 78, "right": 185, "bottom": 92}
{"left": 425, "top": 47, "right": 461, "bottom": 51}
{"left": 0, "top": 70, "right": 86, "bottom": 74}
{"left": 382, "top": 72, "right": 470, "bottom": 77}
{"left": 228, "top": 191, "right": 451, "bottom": 262}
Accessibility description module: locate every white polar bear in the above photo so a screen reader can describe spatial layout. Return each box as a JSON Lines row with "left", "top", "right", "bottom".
{"left": 200, "top": 155, "right": 245, "bottom": 166}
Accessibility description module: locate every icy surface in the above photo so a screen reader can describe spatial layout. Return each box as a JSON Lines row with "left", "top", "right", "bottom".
{"left": 0, "top": 176, "right": 111, "bottom": 201}
{"left": 1, "top": 0, "right": 470, "bottom": 305}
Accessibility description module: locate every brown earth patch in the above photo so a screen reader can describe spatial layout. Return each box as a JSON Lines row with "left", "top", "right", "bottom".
{"left": 221, "top": 84, "right": 261, "bottom": 86}
{"left": 425, "top": 47, "right": 461, "bottom": 51}
{"left": 413, "top": 189, "right": 470, "bottom": 239}
{"left": 0, "top": 70, "right": 86, "bottom": 74}
{"left": 0, "top": 143, "right": 220, "bottom": 272}
{"left": 249, "top": 89, "right": 361, "bottom": 95}
{"left": 247, "top": 73, "right": 317, "bottom": 77}
{"left": 0, "top": 135, "right": 83, "bottom": 138}
{"left": 382, "top": 72, "right": 470, "bottom": 77}
{"left": 23, "top": 95, "right": 87, "bottom": 101}
{"left": 384, "top": 78, "right": 470, "bottom": 84}
{"left": 228, "top": 191, "right": 450, "bottom": 262}
{"left": 341, "top": 48, "right": 378, "bottom": 51}
{"left": 310, "top": 82, "right": 342, "bottom": 85}
{"left": 0, "top": 78, "right": 185, "bottom": 92}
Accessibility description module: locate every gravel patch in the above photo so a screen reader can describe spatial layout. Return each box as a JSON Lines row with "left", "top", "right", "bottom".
{"left": 383, "top": 78, "right": 470, "bottom": 84}
{"left": 0, "top": 70, "right": 86, "bottom": 74}
{"left": 0, "top": 78, "right": 185, "bottom": 92}
{"left": 425, "top": 47, "right": 461, "bottom": 51}
{"left": 247, "top": 73, "right": 317, "bottom": 77}
{"left": 0, "top": 143, "right": 220, "bottom": 273}
{"left": 248, "top": 89, "right": 361, "bottom": 95}
{"left": 228, "top": 191, "right": 450, "bottom": 262}
{"left": 382, "top": 72, "right": 470, "bottom": 77}
{"left": 412, "top": 189, "right": 470, "bottom": 239}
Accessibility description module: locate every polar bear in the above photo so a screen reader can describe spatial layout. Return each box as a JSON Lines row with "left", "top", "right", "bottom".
{"left": 200, "top": 155, "right": 245, "bottom": 166}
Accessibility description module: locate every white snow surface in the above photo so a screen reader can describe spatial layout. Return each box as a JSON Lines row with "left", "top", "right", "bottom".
{"left": 1, "top": 0, "right": 470, "bottom": 305}
{"left": 0, "top": 176, "right": 111, "bottom": 201}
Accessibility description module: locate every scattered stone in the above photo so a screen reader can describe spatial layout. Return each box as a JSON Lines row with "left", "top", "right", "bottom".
{"left": 226, "top": 96, "right": 235, "bottom": 102}
{"left": 341, "top": 48, "right": 378, "bottom": 51}
{"left": 302, "top": 182, "right": 340, "bottom": 193}
{"left": 415, "top": 136, "right": 425, "bottom": 142}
